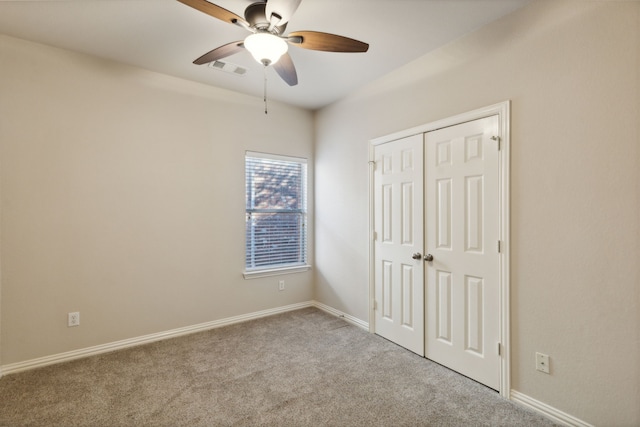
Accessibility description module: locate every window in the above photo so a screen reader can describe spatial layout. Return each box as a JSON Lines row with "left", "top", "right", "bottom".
{"left": 244, "top": 151, "right": 309, "bottom": 278}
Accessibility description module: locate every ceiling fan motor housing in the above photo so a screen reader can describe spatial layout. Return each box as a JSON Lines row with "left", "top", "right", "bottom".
{"left": 244, "top": 2, "right": 287, "bottom": 34}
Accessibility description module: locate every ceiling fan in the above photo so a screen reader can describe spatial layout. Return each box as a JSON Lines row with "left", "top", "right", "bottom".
{"left": 177, "top": 0, "right": 369, "bottom": 86}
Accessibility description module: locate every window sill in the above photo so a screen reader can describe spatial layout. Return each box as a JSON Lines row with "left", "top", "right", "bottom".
{"left": 243, "top": 265, "right": 312, "bottom": 280}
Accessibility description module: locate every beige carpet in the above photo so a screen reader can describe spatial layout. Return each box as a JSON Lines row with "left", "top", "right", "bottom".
{"left": 0, "top": 307, "right": 556, "bottom": 426}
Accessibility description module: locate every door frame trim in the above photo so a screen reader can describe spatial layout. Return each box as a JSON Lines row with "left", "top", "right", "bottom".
{"left": 368, "top": 101, "right": 511, "bottom": 398}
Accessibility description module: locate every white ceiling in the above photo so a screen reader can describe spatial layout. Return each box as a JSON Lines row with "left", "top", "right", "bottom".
{"left": 0, "top": 0, "right": 531, "bottom": 110}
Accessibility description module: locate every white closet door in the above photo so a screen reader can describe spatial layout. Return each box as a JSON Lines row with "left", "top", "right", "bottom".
{"left": 425, "top": 115, "right": 500, "bottom": 390}
{"left": 373, "top": 134, "right": 425, "bottom": 356}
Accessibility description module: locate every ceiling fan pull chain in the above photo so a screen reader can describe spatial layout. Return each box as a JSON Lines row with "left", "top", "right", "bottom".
{"left": 263, "top": 65, "right": 268, "bottom": 115}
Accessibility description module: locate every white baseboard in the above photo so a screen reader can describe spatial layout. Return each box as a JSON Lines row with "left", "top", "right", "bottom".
{"left": 313, "top": 301, "right": 369, "bottom": 330}
{"left": 510, "top": 390, "right": 593, "bottom": 427}
{"left": 0, "top": 301, "right": 368, "bottom": 377}
{"left": 0, "top": 301, "right": 315, "bottom": 377}
{"left": 0, "top": 305, "right": 592, "bottom": 427}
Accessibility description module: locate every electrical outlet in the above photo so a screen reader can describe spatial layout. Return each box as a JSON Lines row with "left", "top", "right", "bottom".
{"left": 278, "top": 280, "right": 285, "bottom": 291}
{"left": 536, "top": 352, "right": 550, "bottom": 374}
{"left": 68, "top": 312, "right": 80, "bottom": 327}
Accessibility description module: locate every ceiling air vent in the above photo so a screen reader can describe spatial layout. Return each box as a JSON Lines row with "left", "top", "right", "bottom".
{"left": 208, "top": 60, "right": 248, "bottom": 76}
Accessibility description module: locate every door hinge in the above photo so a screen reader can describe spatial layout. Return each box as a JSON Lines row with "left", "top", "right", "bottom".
{"left": 497, "top": 240, "right": 501, "bottom": 253}
{"left": 373, "top": 300, "right": 378, "bottom": 310}
{"left": 497, "top": 342, "right": 502, "bottom": 356}
{"left": 368, "top": 160, "right": 377, "bottom": 171}
{"left": 372, "top": 230, "right": 377, "bottom": 241}
{"left": 491, "top": 135, "right": 501, "bottom": 150}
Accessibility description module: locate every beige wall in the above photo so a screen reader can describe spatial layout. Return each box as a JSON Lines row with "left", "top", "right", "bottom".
{"left": 0, "top": 35, "right": 314, "bottom": 365}
{"left": 1, "top": 0, "right": 639, "bottom": 425}
{"left": 314, "top": 1, "right": 639, "bottom": 425}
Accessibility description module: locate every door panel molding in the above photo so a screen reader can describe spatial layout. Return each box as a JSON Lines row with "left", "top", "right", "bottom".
{"left": 369, "top": 101, "right": 510, "bottom": 397}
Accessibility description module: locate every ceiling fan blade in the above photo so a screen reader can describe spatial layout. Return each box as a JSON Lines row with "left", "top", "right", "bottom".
{"left": 273, "top": 53, "right": 298, "bottom": 86}
{"left": 193, "top": 41, "right": 245, "bottom": 65}
{"left": 266, "top": 0, "right": 302, "bottom": 26}
{"left": 288, "top": 31, "right": 369, "bottom": 53}
{"left": 177, "top": 0, "right": 247, "bottom": 26}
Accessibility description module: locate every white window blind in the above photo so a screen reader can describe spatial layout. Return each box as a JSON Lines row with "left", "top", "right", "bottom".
{"left": 245, "top": 152, "right": 307, "bottom": 271}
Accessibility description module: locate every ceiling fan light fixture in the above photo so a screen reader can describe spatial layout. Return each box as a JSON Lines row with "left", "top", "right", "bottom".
{"left": 244, "top": 32, "right": 288, "bottom": 66}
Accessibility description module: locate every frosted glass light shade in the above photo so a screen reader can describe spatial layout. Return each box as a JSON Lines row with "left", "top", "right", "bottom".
{"left": 244, "top": 33, "right": 288, "bottom": 66}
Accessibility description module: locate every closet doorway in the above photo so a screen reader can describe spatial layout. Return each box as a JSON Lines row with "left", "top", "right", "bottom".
{"left": 369, "top": 102, "right": 511, "bottom": 395}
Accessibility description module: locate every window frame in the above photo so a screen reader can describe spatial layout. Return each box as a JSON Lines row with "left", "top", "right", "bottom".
{"left": 243, "top": 151, "right": 311, "bottom": 279}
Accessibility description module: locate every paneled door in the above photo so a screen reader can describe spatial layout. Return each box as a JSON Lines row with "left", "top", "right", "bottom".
{"left": 373, "top": 134, "right": 425, "bottom": 356}
{"left": 425, "top": 115, "right": 500, "bottom": 390}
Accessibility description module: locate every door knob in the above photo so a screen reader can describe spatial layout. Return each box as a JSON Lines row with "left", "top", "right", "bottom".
{"left": 424, "top": 254, "right": 434, "bottom": 262}
{"left": 412, "top": 253, "right": 422, "bottom": 260}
